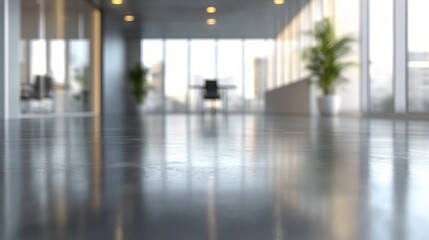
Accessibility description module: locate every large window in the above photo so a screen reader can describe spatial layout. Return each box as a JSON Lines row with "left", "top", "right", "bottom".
{"left": 165, "top": 40, "right": 188, "bottom": 112}
{"left": 30, "top": 40, "right": 48, "bottom": 78}
{"left": 49, "top": 41, "right": 66, "bottom": 86}
{"left": 291, "top": 4, "right": 300, "bottom": 82}
{"left": 141, "top": 39, "right": 273, "bottom": 113}
{"left": 189, "top": 39, "right": 216, "bottom": 111}
{"left": 273, "top": 0, "right": 330, "bottom": 88}
{"left": 276, "top": 31, "right": 285, "bottom": 88}
{"left": 364, "top": 0, "right": 429, "bottom": 114}
{"left": 369, "top": 0, "right": 394, "bottom": 112}
{"left": 217, "top": 40, "right": 244, "bottom": 111}
{"left": 408, "top": 0, "right": 429, "bottom": 112}
{"left": 283, "top": 26, "right": 291, "bottom": 86}
{"left": 244, "top": 40, "right": 274, "bottom": 111}
{"left": 142, "top": 39, "right": 164, "bottom": 112}
{"left": 49, "top": 40, "right": 66, "bottom": 112}
{"left": 300, "top": 1, "right": 312, "bottom": 80}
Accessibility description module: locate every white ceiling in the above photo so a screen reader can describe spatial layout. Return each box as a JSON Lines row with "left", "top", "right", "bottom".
{"left": 95, "top": 0, "right": 291, "bottom": 38}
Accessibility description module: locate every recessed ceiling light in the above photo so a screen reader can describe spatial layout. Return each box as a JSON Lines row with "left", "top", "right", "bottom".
{"left": 274, "top": 0, "right": 284, "bottom": 4}
{"left": 206, "top": 7, "right": 216, "bottom": 13}
{"left": 207, "top": 18, "right": 216, "bottom": 25}
{"left": 124, "top": 15, "right": 135, "bottom": 22}
{"left": 112, "top": 0, "right": 123, "bottom": 5}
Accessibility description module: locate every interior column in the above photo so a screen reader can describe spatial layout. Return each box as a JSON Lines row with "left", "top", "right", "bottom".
{"left": 0, "top": 0, "right": 20, "bottom": 119}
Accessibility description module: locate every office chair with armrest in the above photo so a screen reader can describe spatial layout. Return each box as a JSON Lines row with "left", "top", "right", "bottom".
{"left": 32, "top": 75, "right": 54, "bottom": 112}
{"left": 202, "top": 80, "right": 221, "bottom": 113}
{"left": 204, "top": 80, "right": 221, "bottom": 99}
{"left": 34, "top": 75, "right": 53, "bottom": 99}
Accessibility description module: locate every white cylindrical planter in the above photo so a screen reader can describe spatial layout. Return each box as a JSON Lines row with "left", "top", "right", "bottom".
{"left": 318, "top": 95, "right": 341, "bottom": 116}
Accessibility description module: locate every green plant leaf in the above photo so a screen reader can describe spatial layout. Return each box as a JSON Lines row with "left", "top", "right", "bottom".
{"left": 128, "top": 64, "right": 149, "bottom": 103}
{"left": 303, "top": 18, "right": 355, "bottom": 95}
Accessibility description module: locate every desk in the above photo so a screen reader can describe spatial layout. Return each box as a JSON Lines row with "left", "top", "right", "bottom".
{"left": 189, "top": 85, "right": 236, "bottom": 90}
{"left": 189, "top": 84, "right": 236, "bottom": 112}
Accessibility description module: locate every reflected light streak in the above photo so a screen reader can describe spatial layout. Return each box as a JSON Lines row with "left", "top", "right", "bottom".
{"left": 207, "top": 176, "right": 217, "bottom": 240}
{"left": 115, "top": 213, "right": 124, "bottom": 240}
{"left": 2, "top": 122, "right": 14, "bottom": 240}
{"left": 91, "top": 117, "right": 102, "bottom": 211}
{"left": 207, "top": 18, "right": 216, "bottom": 25}
{"left": 91, "top": 9, "right": 102, "bottom": 114}
{"left": 273, "top": 196, "right": 284, "bottom": 240}
{"left": 55, "top": 182, "right": 68, "bottom": 230}
{"left": 124, "top": 15, "right": 135, "bottom": 22}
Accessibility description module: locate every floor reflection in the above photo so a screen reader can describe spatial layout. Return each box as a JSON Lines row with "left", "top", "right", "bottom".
{"left": 1, "top": 115, "right": 429, "bottom": 239}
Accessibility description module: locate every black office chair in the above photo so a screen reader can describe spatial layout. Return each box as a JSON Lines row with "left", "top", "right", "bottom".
{"left": 33, "top": 75, "right": 53, "bottom": 99}
{"left": 203, "top": 80, "right": 221, "bottom": 113}
{"left": 32, "top": 75, "right": 54, "bottom": 113}
{"left": 204, "top": 80, "right": 220, "bottom": 99}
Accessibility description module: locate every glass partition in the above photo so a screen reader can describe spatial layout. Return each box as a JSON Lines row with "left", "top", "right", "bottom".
{"left": 20, "top": 0, "right": 99, "bottom": 115}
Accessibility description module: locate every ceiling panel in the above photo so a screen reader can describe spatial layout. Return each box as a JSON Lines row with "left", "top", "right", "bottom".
{"left": 99, "top": 0, "right": 288, "bottom": 38}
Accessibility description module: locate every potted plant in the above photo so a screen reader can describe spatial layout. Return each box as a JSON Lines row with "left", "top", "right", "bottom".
{"left": 74, "top": 65, "right": 91, "bottom": 110}
{"left": 128, "top": 64, "right": 149, "bottom": 105}
{"left": 303, "top": 18, "right": 355, "bottom": 116}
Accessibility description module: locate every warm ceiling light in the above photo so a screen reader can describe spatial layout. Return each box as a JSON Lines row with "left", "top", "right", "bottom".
{"left": 206, "top": 7, "right": 216, "bottom": 13}
{"left": 112, "top": 0, "right": 123, "bottom": 5}
{"left": 274, "top": 0, "right": 284, "bottom": 4}
{"left": 124, "top": 15, "right": 135, "bottom": 22}
{"left": 207, "top": 18, "right": 216, "bottom": 25}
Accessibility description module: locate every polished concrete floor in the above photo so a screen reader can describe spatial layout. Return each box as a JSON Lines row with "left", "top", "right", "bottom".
{"left": 1, "top": 114, "right": 429, "bottom": 240}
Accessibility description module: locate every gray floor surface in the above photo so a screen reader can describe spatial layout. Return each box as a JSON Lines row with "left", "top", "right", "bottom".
{"left": 1, "top": 114, "right": 428, "bottom": 240}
